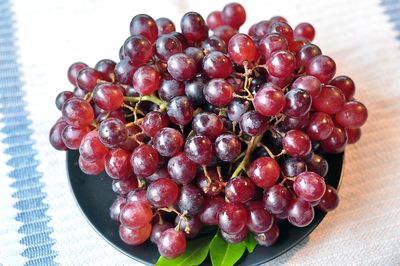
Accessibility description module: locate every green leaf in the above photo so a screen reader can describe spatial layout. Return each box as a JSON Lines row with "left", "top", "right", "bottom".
{"left": 155, "top": 235, "right": 212, "bottom": 266}
{"left": 209, "top": 232, "right": 246, "bottom": 266}
{"left": 244, "top": 234, "right": 257, "bottom": 253}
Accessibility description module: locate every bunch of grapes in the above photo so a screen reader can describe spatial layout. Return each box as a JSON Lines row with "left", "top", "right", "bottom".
{"left": 49, "top": 2, "right": 368, "bottom": 259}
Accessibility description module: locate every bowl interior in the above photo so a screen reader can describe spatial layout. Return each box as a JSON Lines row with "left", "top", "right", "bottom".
{"left": 67, "top": 150, "right": 343, "bottom": 266}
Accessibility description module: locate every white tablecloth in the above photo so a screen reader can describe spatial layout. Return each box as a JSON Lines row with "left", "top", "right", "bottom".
{"left": 1, "top": 0, "right": 399, "bottom": 265}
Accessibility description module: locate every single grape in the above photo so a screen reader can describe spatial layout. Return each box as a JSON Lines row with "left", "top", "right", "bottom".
{"left": 253, "top": 83, "right": 286, "bottom": 116}
{"left": 114, "top": 58, "right": 139, "bottom": 85}
{"left": 259, "top": 33, "right": 288, "bottom": 60}
{"left": 93, "top": 83, "right": 124, "bottom": 112}
{"left": 119, "top": 223, "right": 152, "bottom": 246}
{"left": 213, "top": 25, "right": 238, "bottom": 45}
{"left": 306, "top": 153, "right": 329, "bottom": 177}
{"left": 221, "top": 227, "right": 248, "bottom": 243}
{"left": 167, "top": 152, "right": 197, "bottom": 185}
{"left": 247, "top": 202, "right": 273, "bottom": 232}
{"left": 282, "top": 113, "right": 310, "bottom": 130}
{"left": 49, "top": 120, "right": 68, "bottom": 150}
{"left": 239, "top": 110, "right": 268, "bottom": 136}
{"left": 167, "top": 53, "right": 197, "bottom": 81}
{"left": 153, "top": 127, "right": 184, "bottom": 157}
{"left": 78, "top": 156, "right": 105, "bottom": 175}
{"left": 265, "top": 50, "right": 296, "bottom": 78}
{"left": 267, "top": 74, "right": 293, "bottom": 88}
{"left": 127, "top": 189, "right": 149, "bottom": 204}
{"left": 61, "top": 125, "right": 90, "bottom": 150}
{"left": 112, "top": 177, "right": 139, "bottom": 196}
{"left": 62, "top": 98, "right": 94, "bottom": 127}
{"left": 225, "top": 176, "right": 256, "bottom": 203}
{"left": 146, "top": 178, "right": 179, "bottom": 208}
{"left": 98, "top": 118, "right": 127, "bottom": 148}
{"left": 329, "top": 75, "right": 355, "bottom": 100}
{"left": 202, "top": 51, "right": 232, "bottom": 79}
{"left": 282, "top": 157, "right": 306, "bottom": 177}
{"left": 130, "top": 144, "right": 159, "bottom": 177}
{"left": 158, "top": 78, "right": 185, "bottom": 102}
{"left": 151, "top": 222, "right": 173, "bottom": 244}
{"left": 296, "top": 44, "right": 322, "bottom": 68}
{"left": 167, "top": 96, "right": 194, "bottom": 125}
{"left": 268, "top": 21, "right": 294, "bottom": 44}
{"left": 68, "top": 62, "right": 88, "bottom": 86}
{"left": 180, "top": 12, "right": 208, "bottom": 42}
{"left": 198, "top": 196, "right": 224, "bottom": 225}
{"left": 284, "top": 88, "right": 311, "bottom": 117}
{"left": 306, "top": 55, "right": 336, "bottom": 83}
{"left": 201, "top": 36, "right": 227, "bottom": 53}
{"left": 214, "top": 133, "right": 241, "bottom": 162}
{"left": 252, "top": 20, "right": 271, "bottom": 42}
{"left": 282, "top": 130, "right": 312, "bottom": 157}
{"left": 105, "top": 149, "right": 133, "bottom": 180}
{"left": 77, "top": 67, "right": 103, "bottom": 92}
{"left": 184, "top": 135, "right": 213, "bottom": 165}
{"left": 79, "top": 130, "right": 109, "bottom": 161}
{"left": 73, "top": 87, "right": 86, "bottom": 99}
{"left": 55, "top": 91, "right": 74, "bottom": 110}
{"left": 307, "top": 112, "right": 334, "bottom": 141}
{"left": 206, "top": 11, "right": 224, "bottom": 30}
{"left": 317, "top": 185, "right": 339, "bottom": 212}
{"left": 335, "top": 100, "right": 368, "bottom": 129}
{"left": 184, "top": 47, "right": 205, "bottom": 69}
{"left": 287, "top": 198, "right": 314, "bottom": 227}
{"left": 203, "top": 79, "right": 234, "bottom": 107}
{"left": 132, "top": 66, "right": 161, "bottom": 96}
{"left": 120, "top": 200, "right": 153, "bottom": 229}
{"left": 263, "top": 184, "right": 291, "bottom": 214}
{"left": 218, "top": 202, "right": 248, "bottom": 234}
{"left": 95, "top": 59, "right": 116, "bottom": 82}
{"left": 313, "top": 85, "right": 346, "bottom": 114}
{"left": 141, "top": 111, "right": 169, "bottom": 137}
{"left": 110, "top": 196, "right": 126, "bottom": 222}
{"left": 157, "top": 228, "right": 186, "bottom": 259}
{"left": 145, "top": 168, "right": 171, "bottom": 183}
{"left": 321, "top": 126, "right": 348, "bottom": 153}
{"left": 294, "top": 22, "right": 315, "bottom": 42}
{"left": 227, "top": 99, "right": 252, "bottom": 122}
{"left": 177, "top": 185, "right": 205, "bottom": 216}
{"left": 123, "top": 35, "right": 153, "bottom": 64}
{"left": 156, "top": 17, "right": 176, "bottom": 35}
{"left": 346, "top": 128, "right": 361, "bottom": 144}
{"left": 192, "top": 112, "right": 224, "bottom": 141}
{"left": 222, "top": 2, "right": 246, "bottom": 29}
{"left": 228, "top": 33, "right": 258, "bottom": 64}
{"left": 184, "top": 79, "right": 206, "bottom": 106}
{"left": 293, "top": 171, "right": 326, "bottom": 202}
{"left": 288, "top": 39, "right": 307, "bottom": 55}
{"left": 254, "top": 224, "right": 279, "bottom": 246}
{"left": 130, "top": 14, "right": 158, "bottom": 43}
{"left": 155, "top": 34, "right": 183, "bottom": 61}
{"left": 248, "top": 157, "right": 281, "bottom": 189}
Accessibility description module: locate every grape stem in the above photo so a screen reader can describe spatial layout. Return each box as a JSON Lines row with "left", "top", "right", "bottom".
{"left": 123, "top": 95, "right": 168, "bottom": 111}
{"left": 230, "top": 135, "right": 263, "bottom": 179}
{"left": 258, "top": 143, "right": 287, "bottom": 159}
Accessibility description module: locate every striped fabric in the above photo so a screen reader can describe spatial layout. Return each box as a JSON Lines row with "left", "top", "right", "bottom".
{"left": 1, "top": 0, "right": 400, "bottom": 265}
{"left": 0, "top": 0, "right": 57, "bottom": 264}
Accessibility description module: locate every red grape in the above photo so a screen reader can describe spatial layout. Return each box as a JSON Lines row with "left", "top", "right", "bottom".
{"left": 248, "top": 157, "right": 281, "bottom": 189}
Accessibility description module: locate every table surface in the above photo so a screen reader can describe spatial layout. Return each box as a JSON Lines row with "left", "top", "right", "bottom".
{"left": 0, "top": 0, "right": 399, "bottom": 265}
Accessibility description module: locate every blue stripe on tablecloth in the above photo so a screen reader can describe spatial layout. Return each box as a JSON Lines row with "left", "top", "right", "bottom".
{"left": 0, "top": 0, "right": 57, "bottom": 264}
{"left": 381, "top": 0, "right": 400, "bottom": 38}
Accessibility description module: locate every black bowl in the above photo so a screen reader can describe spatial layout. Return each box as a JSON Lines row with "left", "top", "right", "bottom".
{"left": 67, "top": 150, "right": 343, "bottom": 265}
